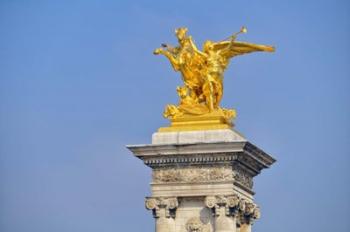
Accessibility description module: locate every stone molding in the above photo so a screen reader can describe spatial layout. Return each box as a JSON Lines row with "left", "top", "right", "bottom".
{"left": 145, "top": 197, "right": 179, "bottom": 218}
{"left": 140, "top": 150, "right": 273, "bottom": 181}
{"left": 151, "top": 181, "right": 237, "bottom": 198}
{"left": 144, "top": 153, "right": 238, "bottom": 167}
{"left": 204, "top": 195, "right": 260, "bottom": 224}
{"left": 127, "top": 141, "right": 275, "bottom": 171}
{"left": 127, "top": 141, "right": 247, "bottom": 156}
{"left": 244, "top": 142, "right": 275, "bottom": 166}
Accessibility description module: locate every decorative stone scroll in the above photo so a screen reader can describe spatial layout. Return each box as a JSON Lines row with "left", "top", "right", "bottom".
{"left": 204, "top": 195, "right": 260, "bottom": 224}
{"left": 145, "top": 197, "right": 179, "bottom": 218}
{"left": 152, "top": 166, "right": 233, "bottom": 183}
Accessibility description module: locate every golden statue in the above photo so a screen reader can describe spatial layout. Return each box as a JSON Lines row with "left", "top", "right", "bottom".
{"left": 154, "top": 27, "right": 275, "bottom": 132}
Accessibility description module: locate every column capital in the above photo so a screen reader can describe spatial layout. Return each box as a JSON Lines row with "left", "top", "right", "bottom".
{"left": 204, "top": 195, "right": 260, "bottom": 223}
{"left": 238, "top": 202, "right": 260, "bottom": 225}
{"left": 145, "top": 197, "right": 179, "bottom": 218}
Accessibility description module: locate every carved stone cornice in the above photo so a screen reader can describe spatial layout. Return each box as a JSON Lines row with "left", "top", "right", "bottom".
{"left": 127, "top": 141, "right": 275, "bottom": 175}
{"left": 204, "top": 195, "right": 260, "bottom": 224}
{"left": 144, "top": 153, "right": 238, "bottom": 168}
{"left": 127, "top": 141, "right": 247, "bottom": 156}
{"left": 145, "top": 197, "right": 179, "bottom": 218}
{"left": 244, "top": 142, "right": 275, "bottom": 167}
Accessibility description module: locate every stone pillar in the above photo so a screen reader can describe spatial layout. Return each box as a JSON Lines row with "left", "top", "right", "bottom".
{"left": 204, "top": 195, "right": 260, "bottom": 232}
{"left": 145, "top": 197, "right": 178, "bottom": 232}
{"left": 238, "top": 202, "right": 260, "bottom": 232}
{"left": 127, "top": 129, "right": 275, "bottom": 232}
{"left": 205, "top": 196, "right": 238, "bottom": 232}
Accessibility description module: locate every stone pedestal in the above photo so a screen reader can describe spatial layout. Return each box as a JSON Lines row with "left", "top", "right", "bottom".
{"left": 127, "top": 129, "right": 275, "bottom": 232}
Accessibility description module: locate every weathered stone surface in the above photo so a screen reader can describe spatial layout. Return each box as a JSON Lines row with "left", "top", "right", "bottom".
{"left": 127, "top": 129, "right": 275, "bottom": 232}
{"left": 152, "top": 129, "right": 246, "bottom": 145}
{"left": 151, "top": 181, "right": 239, "bottom": 198}
{"left": 152, "top": 166, "right": 233, "bottom": 183}
{"left": 178, "top": 198, "right": 213, "bottom": 232}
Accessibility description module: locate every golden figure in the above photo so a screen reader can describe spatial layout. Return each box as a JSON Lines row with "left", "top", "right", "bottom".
{"left": 154, "top": 27, "right": 275, "bottom": 132}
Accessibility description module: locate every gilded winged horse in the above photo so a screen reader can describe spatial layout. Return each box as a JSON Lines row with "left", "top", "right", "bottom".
{"left": 154, "top": 27, "right": 275, "bottom": 120}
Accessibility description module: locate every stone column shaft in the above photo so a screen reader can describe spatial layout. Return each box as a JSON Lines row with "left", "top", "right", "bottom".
{"left": 239, "top": 224, "right": 251, "bottom": 232}
{"left": 155, "top": 208, "right": 175, "bottom": 232}
{"left": 215, "top": 206, "right": 236, "bottom": 232}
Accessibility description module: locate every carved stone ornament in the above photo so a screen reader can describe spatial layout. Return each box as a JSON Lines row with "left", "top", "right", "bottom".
{"left": 145, "top": 198, "right": 158, "bottom": 210}
{"left": 204, "top": 196, "right": 217, "bottom": 208}
{"left": 152, "top": 166, "right": 233, "bottom": 183}
{"left": 186, "top": 217, "right": 203, "bottom": 232}
{"left": 165, "top": 197, "right": 179, "bottom": 210}
{"left": 204, "top": 195, "right": 259, "bottom": 224}
{"left": 185, "top": 217, "right": 210, "bottom": 232}
{"left": 145, "top": 197, "right": 178, "bottom": 218}
{"left": 245, "top": 202, "right": 255, "bottom": 215}
{"left": 252, "top": 207, "right": 261, "bottom": 219}
{"left": 238, "top": 199, "right": 246, "bottom": 211}
{"left": 227, "top": 195, "right": 240, "bottom": 208}
{"left": 233, "top": 164, "right": 254, "bottom": 189}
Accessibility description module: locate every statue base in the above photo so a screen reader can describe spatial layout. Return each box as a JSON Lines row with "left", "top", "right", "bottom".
{"left": 159, "top": 111, "right": 234, "bottom": 132}
{"left": 127, "top": 129, "right": 276, "bottom": 232}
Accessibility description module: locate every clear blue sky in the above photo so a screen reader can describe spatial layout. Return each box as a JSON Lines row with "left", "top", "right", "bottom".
{"left": 1, "top": 0, "right": 349, "bottom": 231}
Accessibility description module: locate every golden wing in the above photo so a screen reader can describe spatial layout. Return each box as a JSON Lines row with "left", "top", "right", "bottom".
{"left": 212, "top": 40, "right": 275, "bottom": 58}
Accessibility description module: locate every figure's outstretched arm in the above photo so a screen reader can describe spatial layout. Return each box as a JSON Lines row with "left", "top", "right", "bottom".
{"left": 154, "top": 48, "right": 180, "bottom": 71}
